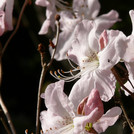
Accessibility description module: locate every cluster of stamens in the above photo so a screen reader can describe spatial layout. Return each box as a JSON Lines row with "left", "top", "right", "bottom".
{"left": 50, "top": 52, "right": 99, "bottom": 82}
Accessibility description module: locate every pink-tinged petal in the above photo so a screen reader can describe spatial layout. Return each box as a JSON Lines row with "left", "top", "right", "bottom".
{"left": 99, "top": 30, "right": 108, "bottom": 50}
{"left": 84, "top": 89, "right": 104, "bottom": 117}
{"left": 0, "top": 0, "right": 6, "bottom": 9}
{"left": 73, "top": 0, "right": 100, "bottom": 19}
{"left": 77, "top": 89, "right": 104, "bottom": 121}
{"left": 67, "top": 20, "right": 94, "bottom": 65}
{"left": 38, "top": 19, "right": 51, "bottom": 34}
{"left": 50, "top": 11, "right": 81, "bottom": 60}
{"left": 129, "top": 10, "right": 134, "bottom": 35}
{"left": 69, "top": 70, "right": 115, "bottom": 111}
{"left": 98, "top": 30, "right": 124, "bottom": 70}
{"left": 0, "top": 11, "right": 5, "bottom": 36}
{"left": 94, "top": 10, "right": 120, "bottom": 33}
{"left": 41, "top": 80, "right": 75, "bottom": 118}
{"left": 5, "top": 0, "right": 14, "bottom": 31}
{"left": 77, "top": 96, "right": 88, "bottom": 115}
{"left": 93, "top": 107, "right": 122, "bottom": 133}
{"left": 73, "top": 108, "right": 99, "bottom": 134}
{"left": 35, "top": 0, "right": 50, "bottom": 7}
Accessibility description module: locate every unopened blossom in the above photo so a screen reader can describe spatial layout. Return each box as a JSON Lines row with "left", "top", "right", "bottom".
{"left": 115, "top": 10, "right": 134, "bottom": 95}
{"left": 0, "top": 0, "right": 14, "bottom": 36}
{"left": 40, "top": 80, "right": 121, "bottom": 134}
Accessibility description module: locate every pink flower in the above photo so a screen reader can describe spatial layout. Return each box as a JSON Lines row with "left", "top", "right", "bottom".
{"left": 36, "top": 0, "right": 119, "bottom": 61}
{"left": 0, "top": 0, "right": 14, "bottom": 36}
{"left": 35, "top": 0, "right": 70, "bottom": 34}
{"left": 53, "top": 20, "right": 124, "bottom": 101}
{"left": 40, "top": 80, "right": 121, "bottom": 134}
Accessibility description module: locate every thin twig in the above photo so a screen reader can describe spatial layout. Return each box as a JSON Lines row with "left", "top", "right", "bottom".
{"left": 118, "top": 89, "right": 134, "bottom": 132}
{"left": 0, "top": 95, "right": 16, "bottom": 134}
{"left": 0, "top": 1, "right": 29, "bottom": 134}
{"left": 35, "top": 63, "right": 47, "bottom": 134}
{"left": 36, "top": 18, "right": 60, "bottom": 134}
{"left": 0, "top": 51, "right": 16, "bottom": 134}
{"left": 120, "top": 101, "right": 134, "bottom": 132}
{"left": 1, "top": 0, "right": 29, "bottom": 57}
{"left": 0, "top": 109, "right": 12, "bottom": 134}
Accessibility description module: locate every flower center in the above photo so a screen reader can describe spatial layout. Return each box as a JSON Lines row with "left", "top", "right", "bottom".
{"left": 80, "top": 52, "right": 99, "bottom": 74}
{"left": 50, "top": 52, "right": 99, "bottom": 82}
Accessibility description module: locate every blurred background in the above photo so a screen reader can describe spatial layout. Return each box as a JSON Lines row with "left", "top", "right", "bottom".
{"left": 0, "top": 0, "right": 134, "bottom": 133}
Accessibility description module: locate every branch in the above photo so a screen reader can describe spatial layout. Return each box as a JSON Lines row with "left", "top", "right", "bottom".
{"left": 111, "top": 66, "right": 134, "bottom": 99}
{"left": 1, "top": 0, "right": 29, "bottom": 57}
{"left": 35, "top": 15, "right": 61, "bottom": 134}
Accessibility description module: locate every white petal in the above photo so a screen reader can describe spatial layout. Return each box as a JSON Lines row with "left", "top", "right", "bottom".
{"left": 93, "top": 107, "right": 122, "bottom": 133}
{"left": 0, "top": 11, "right": 5, "bottom": 36}
{"left": 42, "top": 80, "right": 75, "bottom": 117}
{"left": 129, "top": 10, "right": 134, "bottom": 35}
{"left": 5, "top": 0, "right": 14, "bottom": 30}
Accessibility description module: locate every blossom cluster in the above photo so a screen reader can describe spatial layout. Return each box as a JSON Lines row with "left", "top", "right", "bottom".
{"left": 35, "top": 0, "right": 134, "bottom": 133}
{"left": 1, "top": 0, "right": 134, "bottom": 134}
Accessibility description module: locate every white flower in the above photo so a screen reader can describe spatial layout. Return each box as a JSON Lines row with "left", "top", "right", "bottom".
{"left": 40, "top": 80, "right": 122, "bottom": 134}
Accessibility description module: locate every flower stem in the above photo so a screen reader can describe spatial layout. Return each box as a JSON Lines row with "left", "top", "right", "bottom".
{"left": 0, "top": 109, "right": 12, "bottom": 134}
{"left": 35, "top": 16, "right": 60, "bottom": 134}
{"left": 119, "top": 99, "right": 134, "bottom": 132}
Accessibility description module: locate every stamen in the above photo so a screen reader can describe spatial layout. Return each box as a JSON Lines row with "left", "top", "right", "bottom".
{"left": 67, "top": 55, "right": 77, "bottom": 69}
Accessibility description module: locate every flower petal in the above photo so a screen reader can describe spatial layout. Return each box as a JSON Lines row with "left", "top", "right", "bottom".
{"left": 5, "top": 0, "right": 14, "bottom": 31}
{"left": 40, "top": 109, "right": 67, "bottom": 134}
{"left": 93, "top": 107, "right": 122, "bottom": 133}
{"left": 67, "top": 20, "right": 94, "bottom": 65}
{"left": 35, "top": 0, "right": 50, "bottom": 7}
{"left": 50, "top": 11, "right": 81, "bottom": 60}
{"left": 0, "top": 11, "right": 5, "bottom": 36}
{"left": 41, "top": 80, "right": 75, "bottom": 118}
{"left": 98, "top": 30, "right": 124, "bottom": 70}
{"left": 84, "top": 89, "right": 104, "bottom": 117}
{"left": 69, "top": 69, "right": 115, "bottom": 111}
{"left": 73, "top": 0, "right": 100, "bottom": 19}
{"left": 94, "top": 10, "right": 120, "bottom": 33}
{"left": 129, "top": 10, "right": 134, "bottom": 35}
{"left": 73, "top": 108, "right": 99, "bottom": 134}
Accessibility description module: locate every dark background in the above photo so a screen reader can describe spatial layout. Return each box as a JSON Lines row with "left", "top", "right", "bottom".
{"left": 0, "top": 0, "right": 134, "bottom": 133}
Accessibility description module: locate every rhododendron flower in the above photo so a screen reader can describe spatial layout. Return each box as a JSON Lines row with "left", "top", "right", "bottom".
{"left": 0, "top": 0, "right": 14, "bottom": 36}
{"left": 35, "top": 0, "right": 120, "bottom": 60}
{"left": 40, "top": 80, "right": 121, "bottom": 134}
{"left": 53, "top": 20, "right": 125, "bottom": 101}
{"left": 35, "top": 0, "right": 71, "bottom": 34}
{"left": 52, "top": 9, "right": 120, "bottom": 61}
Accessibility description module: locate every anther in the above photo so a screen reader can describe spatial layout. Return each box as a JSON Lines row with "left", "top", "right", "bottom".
{"left": 25, "top": 129, "right": 28, "bottom": 134}
{"left": 50, "top": 70, "right": 53, "bottom": 74}
{"left": 61, "top": 69, "right": 64, "bottom": 73}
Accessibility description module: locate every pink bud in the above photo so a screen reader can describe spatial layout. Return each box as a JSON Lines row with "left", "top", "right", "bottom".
{"left": 77, "top": 89, "right": 104, "bottom": 122}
